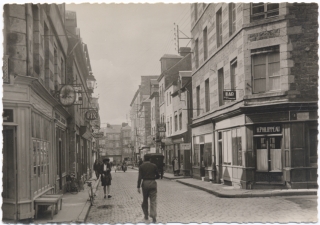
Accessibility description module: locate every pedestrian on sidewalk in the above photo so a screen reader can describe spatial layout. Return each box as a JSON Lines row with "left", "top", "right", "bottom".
{"left": 137, "top": 154, "right": 160, "bottom": 223}
{"left": 138, "top": 158, "right": 143, "bottom": 167}
{"left": 174, "top": 158, "right": 179, "bottom": 176}
{"left": 93, "top": 159, "right": 100, "bottom": 179}
{"left": 100, "top": 158, "right": 112, "bottom": 199}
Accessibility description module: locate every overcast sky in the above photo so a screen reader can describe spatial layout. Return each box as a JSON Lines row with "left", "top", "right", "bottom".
{"left": 66, "top": 3, "right": 191, "bottom": 125}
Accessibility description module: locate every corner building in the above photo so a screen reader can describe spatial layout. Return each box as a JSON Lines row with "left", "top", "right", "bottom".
{"left": 190, "top": 3, "right": 318, "bottom": 189}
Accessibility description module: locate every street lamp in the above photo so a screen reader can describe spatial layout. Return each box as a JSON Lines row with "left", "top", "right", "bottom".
{"left": 86, "top": 71, "right": 96, "bottom": 91}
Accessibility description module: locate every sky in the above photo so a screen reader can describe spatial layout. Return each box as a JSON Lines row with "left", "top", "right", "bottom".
{"left": 66, "top": 3, "right": 191, "bottom": 125}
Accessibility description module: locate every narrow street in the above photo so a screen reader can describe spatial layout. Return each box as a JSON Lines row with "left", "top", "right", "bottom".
{"left": 87, "top": 168, "right": 317, "bottom": 224}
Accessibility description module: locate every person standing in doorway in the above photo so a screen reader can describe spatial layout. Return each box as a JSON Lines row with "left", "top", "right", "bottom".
{"left": 137, "top": 154, "right": 160, "bottom": 223}
{"left": 100, "top": 158, "right": 112, "bottom": 199}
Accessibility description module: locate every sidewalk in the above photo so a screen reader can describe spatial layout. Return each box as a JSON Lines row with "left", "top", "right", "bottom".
{"left": 132, "top": 166, "right": 317, "bottom": 198}
{"left": 34, "top": 177, "right": 100, "bottom": 224}
{"left": 163, "top": 172, "right": 317, "bottom": 198}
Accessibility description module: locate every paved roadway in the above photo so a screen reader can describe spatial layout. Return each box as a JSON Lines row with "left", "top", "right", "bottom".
{"left": 86, "top": 168, "right": 317, "bottom": 224}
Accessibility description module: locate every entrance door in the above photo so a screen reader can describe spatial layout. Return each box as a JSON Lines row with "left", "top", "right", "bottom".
{"left": 256, "top": 137, "right": 282, "bottom": 182}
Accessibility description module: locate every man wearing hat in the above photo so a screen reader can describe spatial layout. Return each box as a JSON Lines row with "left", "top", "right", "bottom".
{"left": 100, "top": 158, "right": 112, "bottom": 199}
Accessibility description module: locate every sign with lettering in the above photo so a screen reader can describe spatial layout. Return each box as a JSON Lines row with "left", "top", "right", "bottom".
{"left": 74, "top": 86, "right": 83, "bottom": 105}
{"left": 158, "top": 124, "right": 166, "bottom": 132}
{"left": 180, "top": 143, "right": 191, "bottom": 150}
{"left": 3, "top": 109, "right": 13, "bottom": 122}
{"left": 255, "top": 124, "right": 282, "bottom": 134}
{"left": 223, "top": 91, "right": 236, "bottom": 100}
{"left": 92, "top": 132, "right": 104, "bottom": 138}
{"left": 85, "top": 110, "right": 98, "bottom": 121}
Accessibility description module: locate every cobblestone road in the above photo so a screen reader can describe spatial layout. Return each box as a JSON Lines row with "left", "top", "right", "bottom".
{"left": 87, "top": 168, "right": 317, "bottom": 224}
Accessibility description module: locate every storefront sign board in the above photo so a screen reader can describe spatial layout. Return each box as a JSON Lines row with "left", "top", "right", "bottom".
{"left": 180, "top": 143, "right": 191, "bottom": 150}
{"left": 223, "top": 90, "right": 236, "bottom": 100}
{"left": 255, "top": 123, "right": 282, "bottom": 134}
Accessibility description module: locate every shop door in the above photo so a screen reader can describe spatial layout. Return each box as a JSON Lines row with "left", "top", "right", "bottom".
{"left": 3, "top": 126, "right": 17, "bottom": 213}
{"left": 256, "top": 137, "right": 282, "bottom": 182}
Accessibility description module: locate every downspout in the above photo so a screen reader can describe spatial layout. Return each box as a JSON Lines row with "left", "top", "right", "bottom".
{"left": 25, "top": 4, "right": 29, "bottom": 76}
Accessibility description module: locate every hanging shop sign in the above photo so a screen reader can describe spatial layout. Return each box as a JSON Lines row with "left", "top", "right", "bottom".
{"left": 59, "top": 85, "right": 76, "bottom": 106}
{"left": 92, "top": 132, "right": 104, "bottom": 139}
{"left": 158, "top": 124, "right": 166, "bottom": 132}
{"left": 254, "top": 123, "right": 282, "bottom": 135}
{"left": 85, "top": 109, "right": 98, "bottom": 121}
{"left": 74, "top": 86, "right": 83, "bottom": 105}
{"left": 223, "top": 90, "right": 236, "bottom": 100}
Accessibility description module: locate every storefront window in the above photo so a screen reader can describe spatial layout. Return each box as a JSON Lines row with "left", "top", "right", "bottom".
{"left": 222, "top": 128, "right": 242, "bottom": 166}
{"left": 194, "top": 144, "right": 200, "bottom": 166}
{"left": 309, "top": 129, "right": 318, "bottom": 165}
{"left": 32, "top": 112, "right": 51, "bottom": 194}
{"left": 203, "top": 143, "right": 212, "bottom": 167}
{"left": 232, "top": 128, "right": 242, "bottom": 166}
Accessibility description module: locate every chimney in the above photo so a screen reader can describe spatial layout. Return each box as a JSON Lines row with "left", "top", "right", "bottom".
{"left": 179, "top": 47, "right": 191, "bottom": 57}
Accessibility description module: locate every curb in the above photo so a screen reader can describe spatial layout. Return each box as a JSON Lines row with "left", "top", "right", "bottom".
{"left": 176, "top": 180, "right": 317, "bottom": 198}
{"left": 76, "top": 179, "right": 100, "bottom": 223}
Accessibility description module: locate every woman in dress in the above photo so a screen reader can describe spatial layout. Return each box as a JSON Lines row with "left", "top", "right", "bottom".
{"left": 100, "top": 158, "right": 112, "bottom": 199}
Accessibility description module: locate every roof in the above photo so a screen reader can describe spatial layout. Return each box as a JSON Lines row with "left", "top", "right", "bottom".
{"left": 160, "top": 54, "right": 183, "bottom": 60}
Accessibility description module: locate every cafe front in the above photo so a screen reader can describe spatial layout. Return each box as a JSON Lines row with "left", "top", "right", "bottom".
{"left": 214, "top": 103, "right": 318, "bottom": 189}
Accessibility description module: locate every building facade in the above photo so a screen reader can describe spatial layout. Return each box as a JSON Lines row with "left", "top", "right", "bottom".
{"left": 2, "top": 4, "right": 98, "bottom": 220}
{"left": 121, "top": 123, "right": 132, "bottom": 161}
{"left": 157, "top": 48, "right": 192, "bottom": 174}
{"left": 190, "top": 3, "right": 318, "bottom": 189}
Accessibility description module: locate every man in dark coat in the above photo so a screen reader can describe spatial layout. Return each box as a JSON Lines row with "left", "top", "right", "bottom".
{"left": 137, "top": 154, "right": 160, "bottom": 223}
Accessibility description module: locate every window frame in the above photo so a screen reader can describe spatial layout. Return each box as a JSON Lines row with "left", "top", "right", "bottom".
{"left": 205, "top": 78, "right": 210, "bottom": 112}
{"left": 195, "top": 38, "right": 199, "bottom": 68}
{"left": 229, "top": 3, "right": 236, "bottom": 36}
{"left": 196, "top": 85, "right": 200, "bottom": 116}
{"left": 251, "top": 3, "right": 279, "bottom": 21}
{"left": 216, "top": 8, "right": 223, "bottom": 48}
{"left": 203, "top": 27, "right": 208, "bottom": 61}
{"left": 218, "top": 68, "right": 224, "bottom": 106}
{"left": 251, "top": 46, "right": 280, "bottom": 94}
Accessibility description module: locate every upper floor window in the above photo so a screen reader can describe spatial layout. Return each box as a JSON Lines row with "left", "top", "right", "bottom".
{"left": 196, "top": 85, "right": 200, "bottom": 116}
{"left": 195, "top": 38, "right": 199, "bottom": 68}
{"left": 205, "top": 79, "right": 210, "bottom": 112}
{"left": 218, "top": 68, "right": 224, "bottom": 106}
{"left": 252, "top": 46, "right": 280, "bottom": 93}
{"left": 194, "top": 3, "right": 198, "bottom": 21}
{"left": 216, "top": 8, "right": 223, "bottom": 48}
{"left": 179, "top": 112, "right": 182, "bottom": 130}
{"left": 230, "top": 58, "right": 237, "bottom": 90}
{"left": 203, "top": 27, "right": 208, "bottom": 61}
{"left": 174, "top": 113, "right": 178, "bottom": 132}
{"left": 229, "top": 3, "right": 236, "bottom": 36}
{"left": 251, "top": 3, "right": 279, "bottom": 21}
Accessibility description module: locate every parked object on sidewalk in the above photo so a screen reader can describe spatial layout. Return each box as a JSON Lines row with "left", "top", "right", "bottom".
{"left": 66, "top": 173, "right": 79, "bottom": 194}
{"left": 34, "top": 194, "right": 63, "bottom": 220}
{"left": 137, "top": 154, "right": 160, "bottom": 223}
{"left": 86, "top": 180, "right": 96, "bottom": 206}
{"left": 145, "top": 153, "right": 165, "bottom": 179}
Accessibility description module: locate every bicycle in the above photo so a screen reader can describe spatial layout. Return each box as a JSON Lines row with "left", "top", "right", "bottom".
{"left": 66, "top": 173, "right": 79, "bottom": 194}
{"left": 86, "top": 179, "right": 96, "bottom": 206}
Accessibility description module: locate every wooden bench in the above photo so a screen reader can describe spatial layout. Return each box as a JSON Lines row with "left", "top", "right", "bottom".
{"left": 34, "top": 194, "right": 63, "bottom": 220}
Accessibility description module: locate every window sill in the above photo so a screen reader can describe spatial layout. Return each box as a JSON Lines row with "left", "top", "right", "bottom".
{"left": 244, "top": 91, "right": 287, "bottom": 100}
{"left": 243, "top": 15, "right": 286, "bottom": 28}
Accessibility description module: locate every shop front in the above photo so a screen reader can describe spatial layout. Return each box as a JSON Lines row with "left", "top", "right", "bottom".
{"left": 2, "top": 76, "right": 70, "bottom": 220}
{"left": 214, "top": 104, "right": 318, "bottom": 189}
{"left": 192, "top": 122, "right": 214, "bottom": 181}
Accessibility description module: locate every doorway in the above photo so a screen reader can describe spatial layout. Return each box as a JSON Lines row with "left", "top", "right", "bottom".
{"left": 256, "top": 136, "right": 283, "bottom": 183}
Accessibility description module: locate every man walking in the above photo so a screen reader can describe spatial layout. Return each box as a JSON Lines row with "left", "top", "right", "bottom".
{"left": 137, "top": 154, "right": 160, "bottom": 223}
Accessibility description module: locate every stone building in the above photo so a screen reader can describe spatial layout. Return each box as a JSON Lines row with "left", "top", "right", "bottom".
{"left": 121, "top": 123, "right": 132, "bottom": 161}
{"left": 190, "top": 3, "right": 318, "bottom": 189}
{"left": 2, "top": 4, "right": 98, "bottom": 220}
{"left": 130, "top": 76, "right": 158, "bottom": 162}
{"left": 101, "top": 124, "right": 122, "bottom": 164}
{"left": 157, "top": 48, "right": 192, "bottom": 174}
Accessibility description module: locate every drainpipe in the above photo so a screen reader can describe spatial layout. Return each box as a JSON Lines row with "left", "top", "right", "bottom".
{"left": 25, "top": 4, "right": 29, "bottom": 76}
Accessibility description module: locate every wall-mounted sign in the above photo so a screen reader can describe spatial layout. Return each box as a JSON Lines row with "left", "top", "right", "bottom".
{"left": 85, "top": 109, "right": 98, "bottom": 121}
{"left": 59, "top": 85, "right": 76, "bottom": 106}
{"left": 3, "top": 109, "right": 13, "bottom": 122}
{"left": 223, "top": 90, "right": 236, "bottom": 100}
{"left": 92, "top": 132, "right": 104, "bottom": 138}
{"left": 255, "top": 123, "right": 282, "bottom": 135}
{"left": 74, "top": 86, "right": 83, "bottom": 105}
{"left": 180, "top": 143, "right": 191, "bottom": 150}
{"left": 158, "top": 124, "right": 166, "bottom": 132}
